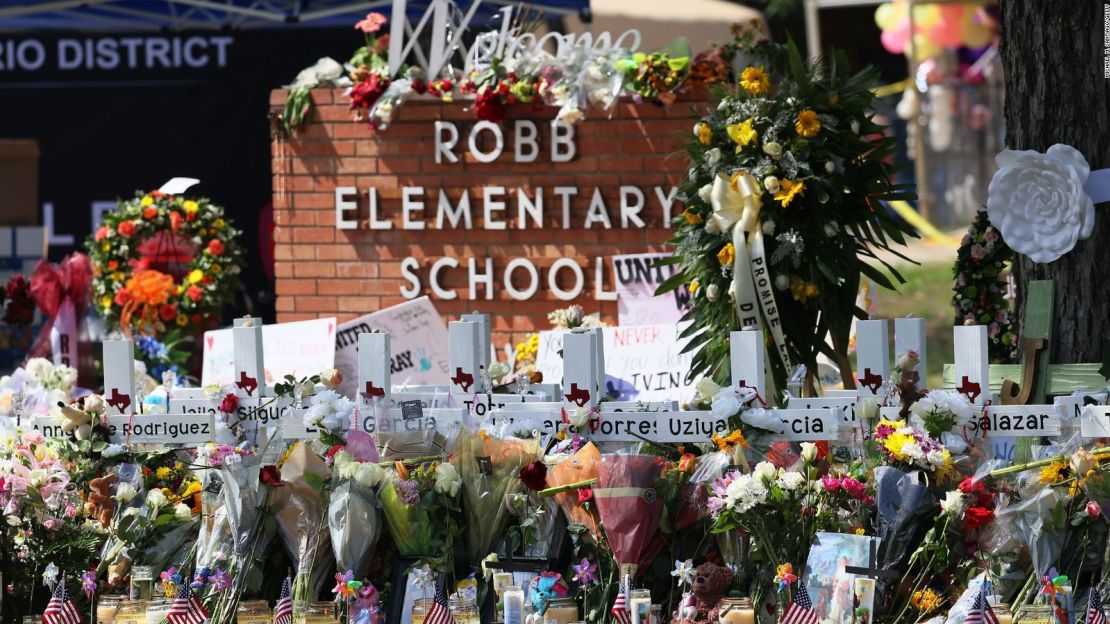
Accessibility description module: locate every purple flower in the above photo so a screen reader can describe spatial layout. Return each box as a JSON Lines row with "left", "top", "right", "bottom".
{"left": 572, "top": 558, "right": 598, "bottom": 586}
{"left": 211, "top": 569, "right": 232, "bottom": 592}
{"left": 80, "top": 570, "right": 97, "bottom": 598}
{"left": 396, "top": 478, "right": 420, "bottom": 505}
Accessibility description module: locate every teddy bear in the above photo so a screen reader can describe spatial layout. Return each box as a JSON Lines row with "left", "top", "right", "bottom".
{"left": 85, "top": 473, "right": 116, "bottom": 528}
{"left": 672, "top": 561, "right": 734, "bottom": 624}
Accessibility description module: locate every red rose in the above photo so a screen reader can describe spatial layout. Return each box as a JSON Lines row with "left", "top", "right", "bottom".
{"left": 218, "top": 393, "right": 239, "bottom": 414}
{"left": 117, "top": 221, "right": 136, "bottom": 237}
{"left": 159, "top": 304, "right": 176, "bottom": 321}
{"left": 95, "top": 226, "right": 109, "bottom": 241}
{"left": 519, "top": 461, "right": 547, "bottom": 492}
{"left": 259, "top": 465, "right": 284, "bottom": 487}
{"left": 143, "top": 207, "right": 157, "bottom": 219}
{"left": 186, "top": 285, "right": 203, "bottom": 302}
{"left": 207, "top": 239, "right": 225, "bottom": 256}
{"left": 964, "top": 506, "right": 994, "bottom": 530}
{"left": 576, "top": 486, "right": 593, "bottom": 505}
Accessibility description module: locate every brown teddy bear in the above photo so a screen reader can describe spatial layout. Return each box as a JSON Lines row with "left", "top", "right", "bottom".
{"left": 85, "top": 474, "right": 116, "bottom": 528}
{"left": 672, "top": 561, "right": 734, "bottom": 624}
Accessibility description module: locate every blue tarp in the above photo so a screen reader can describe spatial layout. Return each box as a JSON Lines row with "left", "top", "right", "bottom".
{"left": 0, "top": 0, "right": 590, "bottom": 32}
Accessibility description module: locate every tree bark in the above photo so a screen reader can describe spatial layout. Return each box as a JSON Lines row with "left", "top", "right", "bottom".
{"left": 1002, "top": 0, "right": 1110, "bottom": 363}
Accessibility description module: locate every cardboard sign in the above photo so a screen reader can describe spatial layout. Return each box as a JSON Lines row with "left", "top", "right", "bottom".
{"left": 107, "top": 413, "right": 214, "bottom": 446}
{"left": 764, "top": 409, "right": 841, "bottom": 441}
{"left": 333, "top": 298, "right": 450, "bottom": 398}
{"left": 202, "top": 317, "right": 336, "bottom": 387}
{"left": 611, "top": 252, "right": 686, "bottom": 326}
{"left": 535, "top": 323, "right": 700, "bottom": 405}
{"left": 978, "top": 405, "right": 1061, "bottom": 437}
{"left": 786, "top": 396, "right": 858, "bottom": 423}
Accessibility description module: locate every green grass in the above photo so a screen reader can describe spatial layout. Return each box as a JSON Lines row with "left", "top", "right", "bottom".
{"left": 865, "top": 261, "right": 955, "bottom": 390}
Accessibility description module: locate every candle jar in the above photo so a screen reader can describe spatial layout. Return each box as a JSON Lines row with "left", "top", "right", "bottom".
{"left": 1015, "top": 604, "right": 1054, "bottom": 624}
{"left": 629, "top": 589, "right": 652, "bottom": 624}
{"left": 542, "top": 597, "right": 580, "bottom": 624}
{"left": 412, "top": 598, "right": 434, "bottom": 624}
{"left": 97, "top": 594, "right": 127, "bottom": 623}
{"left": 237, "top": 599, "right": 273, "bottom": 623}
{"left": 145, "top": 598, "right": 172, "bottom": 624}
{"left": 305, "top": 601, "right": 338, "bottom": 623}
{"left": 114, "top": 600, "right": 149, "bottom": 624}
{"left": 718, "top": 597, "right": 755, "bottom": 624}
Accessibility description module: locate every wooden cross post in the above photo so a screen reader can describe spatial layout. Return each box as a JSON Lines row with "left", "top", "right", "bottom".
{"left": 730, "top": 329, "right": 766, "bottom": 398}
{"left": 843, "top": 537, "right": 900, "bottom": 582}
{"left": 102, "top": 339, "right": 137, "bottom": 417}
{"left": 855, "top": 320, "right": 890, "bottom": 397}
{"left": 563, "top": 329, "right": 599, "bottom": 414}
{"left": 357, "top": 331, "right": 391, "bottom": 433}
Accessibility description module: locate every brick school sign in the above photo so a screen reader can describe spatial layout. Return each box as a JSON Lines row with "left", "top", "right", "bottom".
{"left": 269, "top": 89, "right": 700, "bottom": 346}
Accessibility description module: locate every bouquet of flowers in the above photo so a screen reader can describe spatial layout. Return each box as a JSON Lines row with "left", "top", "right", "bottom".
{"left": 453, "top": 428, "right": 541, "bottom": 564}
{"left": 329, "top": 448, "right": 386, "bottom": 578}
{"left": 378, "top": 460, "right": 461, "bottom": 560}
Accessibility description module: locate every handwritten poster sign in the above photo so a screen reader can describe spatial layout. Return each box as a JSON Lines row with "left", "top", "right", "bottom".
{"left": 202, "top": 318, "right": 336, "bottom": 386}
{"left": 534, "top": 323, "right": 700, "bottom": 405}
{"left": 334, "top": 297, "right": 450, "bottom": 397}
{"left": 611, "top": 253, "right": 687, "bottom": 326}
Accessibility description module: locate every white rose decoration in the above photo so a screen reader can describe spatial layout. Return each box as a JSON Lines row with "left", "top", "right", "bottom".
{"left": 986, "top": 144, "right": 1095, "bottom": 263}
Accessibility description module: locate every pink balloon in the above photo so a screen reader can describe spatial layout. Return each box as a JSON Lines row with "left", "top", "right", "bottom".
{"left": 881, "top": 21, "right": 910, "bottom": 54}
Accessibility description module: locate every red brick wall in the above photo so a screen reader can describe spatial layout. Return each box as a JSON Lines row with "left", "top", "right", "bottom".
{"left": 269, "top": 88, "right": 703, "bottom": 347}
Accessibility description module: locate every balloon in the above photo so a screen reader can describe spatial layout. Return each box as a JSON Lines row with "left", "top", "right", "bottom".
{"left": 910, "top": 33, "right": 942, "bottom": 61}
{"left": 874, "top": 3, "right": 899, "bottom": 30}
{"left": 882, "top": 21, "right": 910, "bottom": 54}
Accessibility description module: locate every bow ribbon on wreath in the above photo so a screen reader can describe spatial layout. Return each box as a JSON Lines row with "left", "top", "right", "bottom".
{"left": 710, "top": 171, "right": 792, "bottom": 390}
{"left": 29, "top": 253, "right": 92, "bottom": 372}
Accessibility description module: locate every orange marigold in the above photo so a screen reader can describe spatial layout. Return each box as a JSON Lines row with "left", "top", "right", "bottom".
{"left": 125, "top": 269, "right": 175, "bottom": 306}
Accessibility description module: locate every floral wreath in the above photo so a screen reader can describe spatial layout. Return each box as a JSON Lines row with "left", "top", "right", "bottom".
{"left": 952, "top": 206, "right": 1017, "bottom": 363}
{"left": 87, "top": 190, "right": 241, "bottom": 337}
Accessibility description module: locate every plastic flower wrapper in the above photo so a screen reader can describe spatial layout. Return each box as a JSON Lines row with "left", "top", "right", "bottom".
{"left": 872, "top": 465, "right": 938, "bottom": 588}
{"left": 379, "top": 460, "right": 460, "bottom": 558}
{"left": 329, "top": 447, "right": 385, "bottom": 578}
{"left": 453, "top": 427, "right": 541, "bottom": 563}
{"left": 546, "top": 440, "right": 601, "bottom": 538}
{"left": 271, "top": 442, "right": 334, "bottom": 601}
{"left": 594, "top": 450, "right": 666, "bottom": 579}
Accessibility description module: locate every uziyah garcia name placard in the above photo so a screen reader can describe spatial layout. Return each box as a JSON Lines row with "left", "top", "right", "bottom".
{"left": 106, "top": 413, "right": 214, "bottom": 446}
{"left": 977, "top": 405, "right": 1061, "bottom": 437}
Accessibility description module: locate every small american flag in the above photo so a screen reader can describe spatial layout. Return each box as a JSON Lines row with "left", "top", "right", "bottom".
{"left": 610, "top": 580, "right": 631, "bottom": 624}
{"left": 167, "top": 582, "right": 208, "bottom": 624}
{"left": 274, "top": 575, "right": 294, "bottom": 624}
{"left": 424, "top": 577, "right": 455, "bottom": 624}
{"left": 781, "top": 583, "right": 819, "bottom": 624}
{"left": 966, "top": 584, "right": 999, "bottom": 624}
{"left": 42, "top": 582, "right": 81, "bottom": 624}
{"left": 1088, "top": 587, "right": 1108, "bottom": 624}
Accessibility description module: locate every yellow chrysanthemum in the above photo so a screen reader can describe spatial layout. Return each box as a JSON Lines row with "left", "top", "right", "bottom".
{"left": 795, "top": 109, "right": 822, "bottom": 138}
{"left": 727, "top": 118, "right": 758, "bottom": 149}
{"left": 140, "top": 195, "right": 154, "bottom": 207}
{"left": 183, "top": 200, "right": 199, "bottom": 214}
{"left": 176, "top": 313, "right": 189, "bottom": 327}
{"left": 774, "top": 179, "right": 805, "bottom": 207}
{"left": 682, "top": 209, "right": 704, "bottom": 225}
{"left": 697, "top": 123, "right": 713, "bottom": 145}
{"left": 739, "top": 66, "right": 771, "bottom": 95}
{"left": 187, "top": 269, "right": 204, "bottom": 284}
{"left": 717, "top": 243, "right": 735, "bottom": 266}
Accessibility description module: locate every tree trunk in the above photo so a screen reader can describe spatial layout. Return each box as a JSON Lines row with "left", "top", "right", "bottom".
{"left": 1002, "top": 0, "right": 1110, "bottom": 363}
